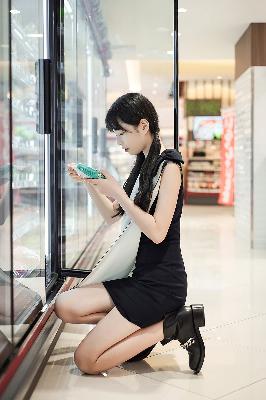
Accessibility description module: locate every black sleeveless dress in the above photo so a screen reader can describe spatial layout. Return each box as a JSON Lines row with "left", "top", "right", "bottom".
{"left": 102, "top": 149, "right": 187, "bottom": 328}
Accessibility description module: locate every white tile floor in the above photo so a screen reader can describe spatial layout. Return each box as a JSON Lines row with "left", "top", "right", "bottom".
{"left": 31, "top": 206, "right": 266, "bottom": 400}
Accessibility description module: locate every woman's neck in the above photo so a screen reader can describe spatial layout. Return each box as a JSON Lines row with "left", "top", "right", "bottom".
{"left": 143, "top": 142, "right": 166, "bottom": 158}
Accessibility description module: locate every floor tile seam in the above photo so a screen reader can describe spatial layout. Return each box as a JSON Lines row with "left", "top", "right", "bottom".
{"left": 141, "top": 339, "right": 266, "bottom": 358}
{"left": 201, "top": 312, "right": 266, "bottom": 333}
{"left": 138, "top": 374, "right": 214, "bottom": 400}
{"left": 205, "top": 338, "right": 266, "bottom": 352}
{"left": 48, "top": 341, "right": 206, "bottom": 370}
{"left": 118, "top": 366, "right": 213, "bottom": 400}
{"left": 156, "top": 341, "right": 266, "bottom": 354}
{"left": 121, "top": 345, "right": 196, "bottom": 361}
{"left": 144, "top": 341, "right": 212, "bottom": 357}
{"left": 117, "top": 337, "right": 213, "bottom": 363}
{"left": 214, "top": 377, "right": 266, "bottom": 400}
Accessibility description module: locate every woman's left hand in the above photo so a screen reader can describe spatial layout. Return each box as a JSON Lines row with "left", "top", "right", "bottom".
{"left": 86, "top": 169, "right": 124, "bottom": 199}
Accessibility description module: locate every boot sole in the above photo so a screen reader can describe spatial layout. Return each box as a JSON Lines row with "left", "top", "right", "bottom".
{"left": 191, "top": 304, "right": 205, "bottom": 374}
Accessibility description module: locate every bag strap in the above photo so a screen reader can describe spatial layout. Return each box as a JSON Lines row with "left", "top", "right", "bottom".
{"left": 121, "top": 158, "right": 168, "bottom": 228}
{"left": 147, "top": 160, "right": 167, "bottom": 212}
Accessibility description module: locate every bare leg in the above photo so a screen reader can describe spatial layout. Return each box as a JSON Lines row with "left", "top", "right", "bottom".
{"left": 74, "top": 306, "right": 164, "bottom": 374}
{"left": 54, "top": 284, "right": 115, "bottom": 324}
{"left": 68, "top": 312, "right": 108, "bottom": 324}
{"left": 94, "top": 320, "right": 164, "bottom": 372}
{"left": 54, "top": 285, "right": 164, "bottom": 374}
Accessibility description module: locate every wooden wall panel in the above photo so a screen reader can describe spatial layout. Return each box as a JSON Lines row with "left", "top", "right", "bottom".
{"left": 235, "top": 23, "right": 266, "bottom": 79}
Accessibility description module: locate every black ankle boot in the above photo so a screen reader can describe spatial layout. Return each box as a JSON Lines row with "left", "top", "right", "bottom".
{"left": 126, "top": 344, "right": 156, "bottom": 362}
{"left": 160, "top": 304, "right": 205, "bottom": 374}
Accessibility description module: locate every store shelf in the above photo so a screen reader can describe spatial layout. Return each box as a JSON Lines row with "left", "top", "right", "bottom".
{"left": 187, "top": 190, "right": 220, "bottom": 194}
{"left": 189, "top": 157, "right": 221, "bottom": 161}
{"left": 185, "top": 140, "right": 222, "bottom": 205}
{"left": 188, "top": 169, "right": 220, "bottom": 172}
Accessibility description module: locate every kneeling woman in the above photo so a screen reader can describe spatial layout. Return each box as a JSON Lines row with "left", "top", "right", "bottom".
{"left": 54, "top": 93, "right": 205, "bottom": 375}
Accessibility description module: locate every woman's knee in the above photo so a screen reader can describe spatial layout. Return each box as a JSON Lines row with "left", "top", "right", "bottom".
{"left": 74, "top": 346, "right": 99, "bottom": 375}
{"left": 54, "top": 292, "right": 75, "bottom": 322}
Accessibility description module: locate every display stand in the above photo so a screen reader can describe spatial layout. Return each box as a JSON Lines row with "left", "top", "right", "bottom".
{"left": 184, "top": 140, "right": 221, "bottom": 205}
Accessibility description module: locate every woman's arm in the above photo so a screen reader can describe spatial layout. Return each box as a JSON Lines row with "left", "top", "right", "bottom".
{"left": 85, "top": 184, "right": 121, "bottom": 224}
{"left": 116, "top": 162, "right": 181, "bottom": 244}
{"left": 67, "top": 164, "right": 121, "bottom": 225}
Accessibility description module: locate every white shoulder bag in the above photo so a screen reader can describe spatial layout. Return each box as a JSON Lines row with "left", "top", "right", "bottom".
{"left": 75, "top": 160, "right": 167, "bottom": 287}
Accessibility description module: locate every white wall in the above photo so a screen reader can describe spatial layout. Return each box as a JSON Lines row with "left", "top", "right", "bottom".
{"left": 253, "top": 67, "right": 266, "bottom": 248}
{"left": 235, "top": 66, "right": 266, "bottom": 249}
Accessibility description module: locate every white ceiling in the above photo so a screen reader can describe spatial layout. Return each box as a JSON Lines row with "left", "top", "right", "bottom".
{"left": 101, "top": 1, "right": 266, "bottom": 96}
{"left": 101, "top": 0, "right": 266, "bottom": 61}
{"left": 101, "top": 0, "right": 174, "bottom": 60}
{"left": 178, "top": 0, "right": 266, "bottom": 60}
{"left": 101, "top": 0, "right": 175, "bottom": 110}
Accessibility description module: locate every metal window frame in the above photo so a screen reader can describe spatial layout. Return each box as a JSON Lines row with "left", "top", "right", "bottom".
{"left": 174, "top": 0, "right": 179, "bottom": 150}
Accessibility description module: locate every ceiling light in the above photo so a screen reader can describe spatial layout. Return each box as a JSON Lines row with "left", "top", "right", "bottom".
{"left": 10, "top": 9, "right": 20, "bottom": 14}
{"left": 178, "top": 32, "right": 181, "bottom": 37}
{"left": 153, "top": 82, "right": 158, "bottom": 88}
{"left": 217, "top": 76, "right": 223, "bottom": 80}
{"left": 152, "top": 90, "right": 157, "bottom": 95}
{"left": 26, "top": 34, "right": 43, "bottom": 38}
{"left": 126, "top": 60, "right": 141, "bottom": 92}
{"left": 178, "top": 8, "right": 187, "bottom": 13}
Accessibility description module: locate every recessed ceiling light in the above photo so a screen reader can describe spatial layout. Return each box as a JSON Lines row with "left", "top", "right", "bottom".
{"left": 178, "top": 8, "right": 187, "bottom": 13}
{"left": 153, "top": 82, "right": 158, "bottom": 88}
{"left": 217, "top": 76, "right": 223, "bottom": 80}
{"left": 10, "top": 9, "right": 20, "bottom": 14}
{"left": 152, "top": 90, "right": 157, "bottom": 95}
{"left": 26, "top": 34, "right": 43, "bottom": 38}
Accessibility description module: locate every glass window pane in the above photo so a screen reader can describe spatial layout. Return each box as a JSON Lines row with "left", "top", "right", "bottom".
{"left": 11, "top": 0, "right": 45, "bottom": 343}
{"left": 61, "top": 0, "right": 108, "bottom": 269}
{"left": 101, "top": 0, "right": 175, "bottom": 177}
{"left": 0, "top": 0, "right": 13, "bottom": 366}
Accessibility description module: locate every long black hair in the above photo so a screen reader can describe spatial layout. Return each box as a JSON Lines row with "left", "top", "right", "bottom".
{"left": 105, "top": 93, "right": 162, "bottom": 218}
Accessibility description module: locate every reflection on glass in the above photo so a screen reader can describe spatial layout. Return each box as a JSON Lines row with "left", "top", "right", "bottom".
{"left": 0, "top": 0, "right": 13, "bottom": 367}
{"left": 61, "top": 0, "right": 175, "bottom": 270}
{"left": 101, "top": 0, "right": 175, "bottom": 176}
{"left": 11, "top": 0, "right": 44, "bottom": 342}
{"left": 61, "top": 0, "right": 108, "bottom": 268}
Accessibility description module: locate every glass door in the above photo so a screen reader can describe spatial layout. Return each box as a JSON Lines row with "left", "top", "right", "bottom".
{"left": 0, "top": 0, "right": 13, "bottom": 368}
{"left": 10, "top": 0, "right": 45, "bottom": 344}
{"left": 58, "top": 0, "right": 108, "bottom": 272}
{"left": 57, "top": 0, "right": 177, "bottom": 279}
